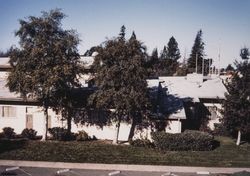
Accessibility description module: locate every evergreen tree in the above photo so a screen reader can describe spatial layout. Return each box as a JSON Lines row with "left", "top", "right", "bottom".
{"left": 130, "top": 31, "right": 137, "bottom": 40}
{"left": 225, "top": 64, "right": 234, "bottom": 72}
{"left": 7, "top": 9, "right": 82, "bottom": 140}
{"left": 188, "top": 30, "right": 205, "bottom": 73}
{"left": 167, "top": 36, "right": 181, "bottom": 61}
{"left": 89, "top": 29, "right": 149, "bottom": 143}
{"left": 147, "top": 48, "right": 159, "bottom": 77}
{"left": 223, "top": 47, "right": 250, "bottom": 145}
{"left": 166, "top": 36, "right": 181, "bottom": 75}
{"left": 240, "top": 47, "right": 250, "bottom": 60}
{"left": 160, "top": 46, "right": 168, "bottom": 60}
{"left": 119, "top": 25, "right": 126, "bottom": 40}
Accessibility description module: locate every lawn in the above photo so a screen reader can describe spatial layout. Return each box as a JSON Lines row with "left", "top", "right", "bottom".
{"left": 0, "top": 136, "right": 250, "bottom": 167}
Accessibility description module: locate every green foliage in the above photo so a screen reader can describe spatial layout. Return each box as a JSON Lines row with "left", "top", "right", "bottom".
{"left": 240, "top": 47, "right": 250, "bottom": 60}
{"left": 89, "top": 27, "right": 150, "bottom": 139}
{"left": 0, "top": 138, "right": 28, "bottom": 152}
{"left": 156, "top": 37, "right": 181, "bottom": 76}
{"left": 213, "top": 123, "right": 231, "bottom": 137}
{"left": 223, "top": 50, "right": 250, "bottom": 137}
{"left": 48, "top": 127, "right": 76, "bottom": 141}
{"left": 226, "top": 64, "right": 235, "bottom": 72}
{"left": 21, "top": 128, "right": 38, "bottom": 140}
{"left": 151, "top": 130, "right": 215, "bottom": 151}
{"left": 76, "top": 130, "right": 89, "bottom": 141}
{"left": 7, "top": 9, "right": 83, "bottom": 137}
{"left": 2, "top": 127, "right": 16, "bottom": 139}
{"left": 129, "top": 138, "right": 154, "bottom": 148}
{"left": 187, "top": 30, "right": 205, "bottom": 73}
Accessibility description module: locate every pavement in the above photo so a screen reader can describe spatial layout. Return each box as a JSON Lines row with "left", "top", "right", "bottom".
{"left": 0, "top": 160, "right": 250, "bottom": 176}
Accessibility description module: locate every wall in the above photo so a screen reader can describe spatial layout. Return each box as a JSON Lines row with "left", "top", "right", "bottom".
{"left": 0, "top": 104, "right": 182, "bottom": 140}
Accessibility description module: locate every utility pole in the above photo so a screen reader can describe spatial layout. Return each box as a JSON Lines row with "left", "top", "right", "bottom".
{"left": 202, "top": 57, "right": 204, "bottom": 76}
{"left": 196, "top": 53, "right": 198, "bottom": 74}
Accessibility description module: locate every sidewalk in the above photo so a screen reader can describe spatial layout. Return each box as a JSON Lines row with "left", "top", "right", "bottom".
{"left": 0, "top": 160, "right": 250, "bottom": 174}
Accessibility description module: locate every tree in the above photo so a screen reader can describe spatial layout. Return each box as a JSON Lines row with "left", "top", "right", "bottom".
{"left": 240, "top": 47, "right": 250, "bottom": 60}
{"left": 225, "top": 64, "right": 234, "bottom": 72}
{"left": 89, "top": 27, "right": 149, "bottom": 143}
{"left": 223, "top": 47, "right": 250, "bottom": 145}
{"left": 167, "top": 36, "right": 181, "bottom": 61}
{"left": 7, "top": 9, "right": 82, "bottom": 140}
{"left": 146, "top": 48, "right": 159, "bottom": 77}
{"left": 0, "top": 49, "right": 11, "bottom": 57}
{"left": 188, "top": 30, "right": 205, "bottom": 73}
{"left": 166, "top": 36, "right": 181, "bottom": 75}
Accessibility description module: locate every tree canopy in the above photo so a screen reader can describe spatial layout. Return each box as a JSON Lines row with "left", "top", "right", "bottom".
{"left": 89, "top": 26, "right": 150, "bottom": 142}
{"left": 223, "top": 47, "right": 250, "bottom": 145}
{"left": 7, "top": 9, "right": 83, "bottom": 139}
{"left": 188, "top": 30, "right": 205, "bottom": 74}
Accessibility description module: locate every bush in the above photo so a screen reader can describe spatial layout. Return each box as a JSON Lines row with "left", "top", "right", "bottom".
{"left": 76, "top": 130, "right": 89, "bottom": 141}
{"left": 232, "top": 171, "right": 250, "bottom": 176}
{"left": 0, "top": 138, "right": 28, "bottom": 151}
{"left": 2, "top": 127, "right": 15, "bottom": 139}
{"left": 21, "top": 128, "right": 38, "bottom": 140}
{"left": 129, "top": 139, "right": 154, "bottom": 148}
{"left": 48, "top": 127, "right": 76, "bottom": 141}
{"left": 151, "top": 130, "right": 216, "bottom": 151}
{"left": 213, "top": 123, "right": 231, "bottom": 136}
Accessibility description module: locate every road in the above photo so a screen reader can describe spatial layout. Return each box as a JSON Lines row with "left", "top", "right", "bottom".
{"left": 0, "top": 166, "right": 227, "bottom": 176}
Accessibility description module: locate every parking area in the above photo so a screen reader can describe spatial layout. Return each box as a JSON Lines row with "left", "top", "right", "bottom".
{"left": 0, "top": 166, "right": 227, "bottom": 176}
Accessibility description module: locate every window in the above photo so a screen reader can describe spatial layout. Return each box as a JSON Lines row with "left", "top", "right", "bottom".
{"left": 0, "top": 106, "right": 17, "bottom": 118}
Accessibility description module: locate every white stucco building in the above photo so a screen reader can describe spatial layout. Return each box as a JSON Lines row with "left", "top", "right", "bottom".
{"left": 0, "top": 56, "right": 228, "bottom": 141}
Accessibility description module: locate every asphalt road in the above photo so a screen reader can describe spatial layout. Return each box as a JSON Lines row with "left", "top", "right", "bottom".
{"left": 0, "top": 166, "right": 227, "bottom": 176}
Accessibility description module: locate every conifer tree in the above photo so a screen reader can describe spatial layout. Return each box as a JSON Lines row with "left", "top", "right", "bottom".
{"left": 166, "top": 36, "right": 181, "bottom": 75}
{"left": 223, "top": 47, "right": 250, "bottom": 145}
{"left": 147, "top": 48, "right": 159, "bottom": 77}
{"left": 188, "top": 30, "right": 205, "bottom": 73}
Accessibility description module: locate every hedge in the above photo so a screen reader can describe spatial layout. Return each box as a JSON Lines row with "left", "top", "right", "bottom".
{"left": 151, "top": 130, "right": 216, "bottom": 151}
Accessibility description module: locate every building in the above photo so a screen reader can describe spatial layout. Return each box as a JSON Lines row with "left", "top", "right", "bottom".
{"left": 0, "top": 56, "right": 228, "bottom": 141}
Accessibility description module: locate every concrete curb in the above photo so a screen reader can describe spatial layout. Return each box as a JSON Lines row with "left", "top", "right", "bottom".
{"left": 0, "top": 160, "right": 250, "bottom": 174}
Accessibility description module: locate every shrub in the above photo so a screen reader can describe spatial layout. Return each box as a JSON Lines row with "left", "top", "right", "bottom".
{"left": 2, "top": 127, "right": 15, "bottom": 139}
{"left": 0, "top": 138, "right": 28, "bottom": 151}
{"left": 48, "top": 127, "right": 76, "bottom": 141}
{"left": 76, "top": 130, "right": 89, "bottom": 141}
{"left": 213, "top": 123, "right": 231, "bottom": 137}
{"left": 151, "top": 130, "right": 216, "bottom": 151}
{"left": 232, "top": 171, "right": 250, "bottom": 176}
{"left": 21, "top": 128, "right": 37, "bottom": 140}
{"left": 129, "top": 139, "right": 154, "bottom": 148}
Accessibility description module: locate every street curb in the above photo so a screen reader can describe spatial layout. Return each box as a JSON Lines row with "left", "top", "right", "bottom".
{"left": 0, "top": 160, "right": 250, "bottom": 174}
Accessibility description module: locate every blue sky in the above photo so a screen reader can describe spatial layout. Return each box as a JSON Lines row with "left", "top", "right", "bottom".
{"left": 0, "top": 0, "right": 250, "bottom": 67}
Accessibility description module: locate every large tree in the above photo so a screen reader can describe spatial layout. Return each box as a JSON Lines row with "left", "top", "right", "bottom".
{"left": 223, "top": 48, "right": 250, "bottom": 145}
{"left": 7, "top": 9, "right": 82, "bottom": 140}
{"left": 89, "top": 27, "right": 149, "bottom": 143}
{"left": 166, "top": 36, "right": 181, "bottom": 75}
{"left": 188, "top": 30, "right": 205, "bottom": 74}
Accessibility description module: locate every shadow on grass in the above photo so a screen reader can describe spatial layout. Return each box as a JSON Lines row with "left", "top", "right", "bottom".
{"left": 0, "top": 138, "right": 28, "bottom": 153}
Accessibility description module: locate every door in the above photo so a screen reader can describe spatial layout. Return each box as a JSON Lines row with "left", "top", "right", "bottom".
{"left": 26, "top": 114, "right": 33, "bottom": 129}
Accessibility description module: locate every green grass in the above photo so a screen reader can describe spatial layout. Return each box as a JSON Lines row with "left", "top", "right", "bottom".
{"left": 0, "top": 137, "right": 250, "bottom": 167}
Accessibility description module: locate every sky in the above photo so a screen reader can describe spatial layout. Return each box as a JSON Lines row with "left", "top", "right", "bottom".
{"left": 0, "top": 0, "right": 250, "bottom": 67}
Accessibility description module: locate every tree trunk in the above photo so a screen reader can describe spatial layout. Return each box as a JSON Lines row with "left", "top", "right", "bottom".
{"left": 67, "top": 114, "right": 72, "bottom": 135}
{"left": 128, "top": 118, "right": 136, "bottom": 141}
{"left": 113, "top": 120, "right": 121, "bottom": 145}
{"left": 42, "top": 108, "right": 48, "bottom": 141}
{"left": 236, "top": 130, "right": 241, "bottom": 146}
